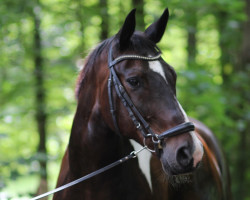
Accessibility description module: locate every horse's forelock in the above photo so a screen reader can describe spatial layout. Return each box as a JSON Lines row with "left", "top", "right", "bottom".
{"left": 129, "top": 32, "right": 160, "bottom": 55}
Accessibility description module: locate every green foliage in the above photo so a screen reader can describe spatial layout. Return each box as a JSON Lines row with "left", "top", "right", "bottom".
{"left": 0, "top": 0, "right": 249, "bottom": 199}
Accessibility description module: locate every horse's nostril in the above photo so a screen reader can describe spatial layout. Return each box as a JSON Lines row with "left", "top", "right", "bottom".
{"left": 176, "top": 146, "right": 193, "bottom": 169}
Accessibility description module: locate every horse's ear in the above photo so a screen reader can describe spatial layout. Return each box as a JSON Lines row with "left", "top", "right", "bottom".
{"left": 117, "top": 9, "right": 136, "bottom": 50}
{"left": 144, "top": 8, "right": 169, "bottom": 43}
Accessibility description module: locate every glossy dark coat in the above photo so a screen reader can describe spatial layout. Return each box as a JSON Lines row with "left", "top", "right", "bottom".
{"left": 53, "top": 9, "right": 231, "bottom": 200}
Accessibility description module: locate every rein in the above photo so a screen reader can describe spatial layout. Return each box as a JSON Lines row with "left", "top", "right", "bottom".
{"left": 29, "top": 121, "right": 194, "bottom": 199}
{"left": 29, "top": 146, "right": 147, "bottom": 200}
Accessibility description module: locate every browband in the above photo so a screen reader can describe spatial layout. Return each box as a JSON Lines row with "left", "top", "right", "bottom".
{"left": 108, "top": 47, "right": 161, "bottom": 68}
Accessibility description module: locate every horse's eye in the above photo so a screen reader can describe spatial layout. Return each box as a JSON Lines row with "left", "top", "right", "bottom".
{"left": 126, "top": 77, "right": 140, "bottom": 88}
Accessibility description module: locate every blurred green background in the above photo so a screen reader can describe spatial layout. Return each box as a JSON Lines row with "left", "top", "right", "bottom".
{"left": 0, "top": 0, "right": 249, "bottom": 199}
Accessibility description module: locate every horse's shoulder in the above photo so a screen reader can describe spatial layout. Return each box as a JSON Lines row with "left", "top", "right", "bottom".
{"left": 189, "top": 118, "right": 220, "bottom": 152}
{"left": 56, "top": 148, "right": 70, "bottom": 187}
{"left": 189, "top": 117, "right": 226, "bottom": 176}
{"left": 189, "top": 118, "right": 232, "bottom": 199}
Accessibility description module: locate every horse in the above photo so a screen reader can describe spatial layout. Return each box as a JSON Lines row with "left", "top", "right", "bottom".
{"left": 53, "top": 8, "right": 231, "bottom": 200}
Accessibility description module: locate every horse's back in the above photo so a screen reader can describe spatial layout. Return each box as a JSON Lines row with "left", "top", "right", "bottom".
{"left": 151, "top": 118, "right": 232, "bottom": 200}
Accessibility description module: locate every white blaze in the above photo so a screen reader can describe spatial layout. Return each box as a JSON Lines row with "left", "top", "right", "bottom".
{"left": 149, "top": 60, "right": 168, "bottom": 83}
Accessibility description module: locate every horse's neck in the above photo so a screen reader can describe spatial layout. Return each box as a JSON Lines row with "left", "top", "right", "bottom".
{"left": 67, "top": 105, "right": 126, "bottom": 177}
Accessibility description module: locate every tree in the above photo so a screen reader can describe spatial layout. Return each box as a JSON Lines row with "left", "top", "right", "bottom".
{"left": 99, "top": 0, "right": 109, "bottom": 40}
{"left": 214, "top": 1, "right": 249, "bottom": 198}
{"left": 75, "top": 0, "right": 85, "bottom": 52}
{"left": 132, "top": 0, "right": 145, "bottom": 30}
{"left": 0, "top": 0, "right": 249, "bottom": 199}
{"left": 234, "top": 0, "right": 250, "bottom": 198}
{"left": 186, "top": 11, "right": 197, "bottom": 68}
{"left": 32, "top": 1, "right": 48, "bottom": 198}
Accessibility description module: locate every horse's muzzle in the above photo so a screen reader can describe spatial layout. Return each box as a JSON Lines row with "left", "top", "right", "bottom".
{"left": 157, "top": 123, "right": 203, "bottom": 175}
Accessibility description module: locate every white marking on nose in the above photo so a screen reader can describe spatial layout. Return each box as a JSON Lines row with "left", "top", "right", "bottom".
{"left": 177, "top": 101, "right": 204, "bottom": 167}
{"left": 130, "top": 140, "right": 152, "bottom": 191}
{"left": 149, "top": 61, "right": 168, "bottom": 83}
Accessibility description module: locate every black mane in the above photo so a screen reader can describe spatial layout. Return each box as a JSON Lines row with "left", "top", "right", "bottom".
{"left": 75, "top": 37, "right": 113, "bottom": 99}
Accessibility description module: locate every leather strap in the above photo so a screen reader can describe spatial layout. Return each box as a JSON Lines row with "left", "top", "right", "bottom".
{"left": 29, "top": 44, "right": 196, "bottom": 200}
{"left": 108, "top": 47, "right": 161, "bottom": 139}
{"left": 107, "top": 45, "right": 195, "bottom": 150}
{"left": 157, "top": 122, "right": 195, "bottom": 140}
{"left": 29, "top": 146, "right": 147, "bottom": 200}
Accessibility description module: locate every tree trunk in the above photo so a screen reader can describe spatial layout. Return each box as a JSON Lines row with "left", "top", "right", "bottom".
{"left": 217, "top": 1, "right": 250, "bottom": 199}
{"left": 99, "top": 0, "right": 109, "bottom": 40}
{"left": 33, "top": 2, "right": 48, "bottom": 198}
{"left": 235, "top": 0, "right": 250, "bottom": 198}
{"left": 75, "top": 0, "right": 85, "bottom": 52}
{"left": 241, "top": 0, "right": 250, "bottom": 70}
{"left": 217, "top": 11, "right": 231, "bottom": 83}
{"left": 132, "top": 0, "right": 145, "bottom": 30}
{"left": 186, "top": 12, "right": 197, "bottom": 68}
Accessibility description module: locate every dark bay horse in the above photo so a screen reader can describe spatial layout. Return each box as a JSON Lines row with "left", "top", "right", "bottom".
{"left": 53, "top": 9, "right": 231, "bottom": 200}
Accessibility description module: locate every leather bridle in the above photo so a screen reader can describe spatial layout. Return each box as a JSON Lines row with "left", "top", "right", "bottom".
{"left": 108, "top": 45, "right": 195, "bottom": 154}
{"left": 29, "top": 44, "right": 197, "bottom": 200}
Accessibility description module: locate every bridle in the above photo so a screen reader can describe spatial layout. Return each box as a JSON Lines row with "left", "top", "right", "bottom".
{"left": 29, "top": 43, "right": 196, "bottom": 200}
{"left": 108, "top": 44, "right": 195, "bottom": 155}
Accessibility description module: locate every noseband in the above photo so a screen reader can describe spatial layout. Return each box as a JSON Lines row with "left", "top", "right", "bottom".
{"left": 108, "top": 45, "right": 195, "bottom": 154}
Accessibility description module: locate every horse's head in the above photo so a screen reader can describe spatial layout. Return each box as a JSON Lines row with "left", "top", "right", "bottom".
{"left": 81, "top": 9, "right": 203, "bottom": 177}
